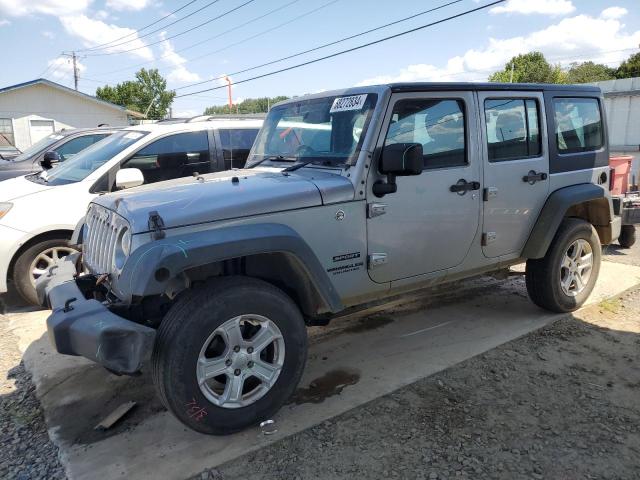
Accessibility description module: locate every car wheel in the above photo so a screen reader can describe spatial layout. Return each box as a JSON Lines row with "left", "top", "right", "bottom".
{"left": 151, "top": 276, "right": 307, "bottom": 435}
{"left": 618, "top": 225, "right": 636, "bottom": 249}
{"left": 12, "top": 237, "right": 77, "bottom": 305}
{"left": 525, "top": 218, "right": 601, "bottom": 313}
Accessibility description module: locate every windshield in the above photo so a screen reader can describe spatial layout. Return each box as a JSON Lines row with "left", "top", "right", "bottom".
{"left": 40, "top": 130, "right": 148, "bottom": 186}
{"left": 247, "top": 93, "right": 377, "bottom": 167}
{"left": 12, "top": 133, "right": 66, "bottom": 162}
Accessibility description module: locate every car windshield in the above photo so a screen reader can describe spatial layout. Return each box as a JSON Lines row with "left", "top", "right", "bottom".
{"left": 37, "top": 130, "right": 148, "bottom": 186}
{"left": 247, "top": 93, "right": 377, "bottom": 167}
{"left": 11, "top": 133, "right": 66, "bottom": 162}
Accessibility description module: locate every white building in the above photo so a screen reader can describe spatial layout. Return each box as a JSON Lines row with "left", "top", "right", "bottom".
{"left": 0, "top": 78, "right": 143, "bottom": 152}
{"left": 593, "top": 77, "right": 640, "bottom": 182}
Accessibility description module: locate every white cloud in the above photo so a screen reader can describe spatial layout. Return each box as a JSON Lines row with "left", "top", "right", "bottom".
{"left": 106, "top": 0, "right": 152, "bottom": 11}
{"left": 60, "top": 15, "right": 153, "bottom": 61}
{"left": 0, "top": 18, "right": 9, "bottom": 26}
{"left": 601, "top": 7, "right": 628, "bottom": 20}
{"left": 159, "top": 31, "right": 201, "bottom": 83}
{"left": 490, "top": 0, "right": 575, "bottom": 16}
{"left": 95, "top": 9, "right": 110, "bottom": 20}
{"left": 0, "top": 0, "right": 91, "bottom": 17}
{"left": 46, "top": 56, "right": 86, "bottom": 81}
{"left": 357, "top": 11, "right": 640, "bottom": 86}
{"left": 41, "top": 30, "right": 55, "bottom": 39}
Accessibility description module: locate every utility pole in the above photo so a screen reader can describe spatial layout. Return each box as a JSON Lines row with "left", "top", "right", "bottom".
{"left": 72, "top": 52, "right": 78, "bottom": 90}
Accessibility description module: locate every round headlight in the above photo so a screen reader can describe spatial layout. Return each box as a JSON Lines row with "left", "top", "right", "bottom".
{"left": 121, "top": 228, "right": 131, "bottom": 257}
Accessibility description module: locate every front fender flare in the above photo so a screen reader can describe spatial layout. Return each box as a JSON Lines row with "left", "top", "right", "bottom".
{"left": 115, "top": 223, "right": 343, "bottom": 313}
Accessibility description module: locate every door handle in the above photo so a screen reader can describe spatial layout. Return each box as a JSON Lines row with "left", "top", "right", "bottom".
{"left": 450, "top": 179, "right": 481, "bottom": 195}
{"left": 522, "top": 170, "right": 548, "bottom": 185}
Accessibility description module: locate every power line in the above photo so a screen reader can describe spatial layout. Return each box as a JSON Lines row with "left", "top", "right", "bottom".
{"left": 85, "top": 0, "right": 257, "bottom": 57}
{"left": 80, "top": 0, "right": 222, "bottom": 53}
{"left": 176, "top": 0, "right": 507, "bottom": 98}
{"left": 76, "top": 0, "right": 204, "bottom": 52}
{"left": 93, "top": 0, "right": 303, "bottom": 77}
{"left": 174, "top": 0, "right": 465, "bottom": 92}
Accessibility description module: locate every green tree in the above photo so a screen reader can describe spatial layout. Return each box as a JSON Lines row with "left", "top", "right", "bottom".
{"left": 566, "top": 61, "right": 616, "bottom": 84}
{"left": 489, "top": 52, "right": 567, "bottom": 84}
{"left": 616, "top": 52, "right": 640, "bottom": 79}
{"left": 204, "top": 96, "right": 290, "bottom": 115}
{"left": 96, "top": 68, "right": 175, "bottom": 119}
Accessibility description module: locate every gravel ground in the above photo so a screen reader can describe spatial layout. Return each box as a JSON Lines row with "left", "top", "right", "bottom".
{"left": 0, "top": 311, "right": 65, "bottom": 480}
{"left": 201, "top": 287, "right": 640, "bottom": 480}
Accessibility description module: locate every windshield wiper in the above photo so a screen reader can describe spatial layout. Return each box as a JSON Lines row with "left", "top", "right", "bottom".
{"left": 281, "top": 159, "right": 317, "bottom": 173}
{"left": 248, "top": 155, "right": 296, "bottom": 168}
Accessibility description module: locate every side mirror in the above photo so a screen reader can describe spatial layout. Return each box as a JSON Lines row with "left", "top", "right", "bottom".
{"left": 40, "top": 151, "right": 61, "bottom": 170}
{"left": 373, "top": 143, "right": 424, "bottom": 197}
{"left": 115, "top": 168, "right": 144, "bottom": 190}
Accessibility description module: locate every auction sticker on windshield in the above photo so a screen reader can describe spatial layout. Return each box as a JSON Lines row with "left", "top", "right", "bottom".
{"left": 330, "top": 94, "right": 368, "bottom": 113}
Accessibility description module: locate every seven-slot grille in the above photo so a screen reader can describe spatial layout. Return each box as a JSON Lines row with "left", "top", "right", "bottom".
{"left": 83, "top": 204, "right": 129, "bottom": 274}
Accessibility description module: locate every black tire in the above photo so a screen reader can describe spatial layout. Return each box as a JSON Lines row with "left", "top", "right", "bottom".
{"left": 12, "top": 237, "right": 76, "bottom": 305}
{"left": 618, "top": 225, "right": 636, "bottom": 249}
{"left": 525, "top": 218, "right": 601, "bottom": 313}
{"left": 151, "top": 276, "right": 307, "bottom": 435}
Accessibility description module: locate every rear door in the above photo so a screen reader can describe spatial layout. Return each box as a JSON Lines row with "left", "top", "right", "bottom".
{"left": 479, "top": 91, "right": 550, "bottom": 258}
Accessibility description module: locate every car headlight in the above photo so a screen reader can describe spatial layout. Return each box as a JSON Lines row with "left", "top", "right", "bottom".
{"left": 113, "top": 227, "right": 131, "bottom": 271}
{"left": 0, "top": 202, "right": 13, "bottom": 220}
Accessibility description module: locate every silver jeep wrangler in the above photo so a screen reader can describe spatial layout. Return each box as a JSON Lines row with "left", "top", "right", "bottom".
{"left": 38, "top": 83, "right": 621, "bottom": 434}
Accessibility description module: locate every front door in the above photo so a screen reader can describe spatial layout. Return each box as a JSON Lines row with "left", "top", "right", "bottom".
{"left": 367, "top": 91, "right": 481, "bottom": 284}
{"left": 479, "top": 92, "right": 550, "bottom": 258}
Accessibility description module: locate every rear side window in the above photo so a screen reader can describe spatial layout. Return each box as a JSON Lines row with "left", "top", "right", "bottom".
{"left": 122, "top": 131, "right": 211, "bottom": 184}
{"left": 55, "top": 134, "right": 109, "bottom": 160}
{"left": 384, "top": 99, "right": 466, "bottom": 169}
{"left": 485, "top": 99, "right": 541, "bottom": 162}
{"left": 219, "top": 129, "right": 259, "bottom": 169}
{"left": 553, "top": 98, "right": 603, "bottom": 154}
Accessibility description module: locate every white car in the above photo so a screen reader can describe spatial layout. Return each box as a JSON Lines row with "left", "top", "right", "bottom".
{"left": 0, "top": 118, "right": 263, "bottom": 304}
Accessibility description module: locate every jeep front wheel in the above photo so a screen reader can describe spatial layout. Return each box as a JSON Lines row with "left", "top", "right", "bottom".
{"left": 525, "top": 218, "right": 601, "bottom": 313}
{"left": 618, "top": 225, "right": 636, "bottom": 249}
{"left": 151, "top": 277, "right": 307, "bottom": 435}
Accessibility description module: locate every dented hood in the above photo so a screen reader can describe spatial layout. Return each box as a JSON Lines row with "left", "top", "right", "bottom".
{"left": 93, "top": 168, "right": 353, "bottom": 234}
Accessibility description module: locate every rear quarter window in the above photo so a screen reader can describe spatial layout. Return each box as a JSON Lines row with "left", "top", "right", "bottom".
{"left": 553, "top": 98, "right": 603, "bottom": 154}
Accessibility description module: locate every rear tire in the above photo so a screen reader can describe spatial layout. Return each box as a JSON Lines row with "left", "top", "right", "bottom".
{"left": 526, "top": 218, "right": 601, "bottom": 313}
{"left": 151, "top": 276, "right": 307, "bottom": 435}
{"left": 12, "top": 237, "right": 76, "bottom": 305}
{"left": 618, "top": 225, "right": 636, "bottom": 249}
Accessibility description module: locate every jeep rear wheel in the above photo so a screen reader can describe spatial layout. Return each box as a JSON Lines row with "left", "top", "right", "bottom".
{"left": 151, "top": 277, "right": 307, "bottom": 435}
{"left": 525, "top": 218, "right": 601, "bottom": 313}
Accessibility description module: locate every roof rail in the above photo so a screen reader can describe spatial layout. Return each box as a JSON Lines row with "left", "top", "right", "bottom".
{"left": 186, "top": 113, "right": 267, "bottom": 122}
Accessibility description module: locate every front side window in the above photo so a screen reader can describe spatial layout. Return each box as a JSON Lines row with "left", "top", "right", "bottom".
{"left": 554, "top": 98, "right": 603, "bottom": 154}
{"left": 248, "top": 93, "right": 377, "bottom": 167}
{"left": 219, "top": 128, "right": 259, "bottom": 169}
{"left": 0, "top": 118, "right": 14, "bottom": 147}
{"left": 54, "top": 134, "right": 110, "bottom": 161}
{"left": 384, "top": 99, "right": 466, "bottom": 169}
{"left": 122, "top": 130, "right": 211, "bottom": 184}
{"left": 485, "top": 98, "right": 541, "bottom": 162}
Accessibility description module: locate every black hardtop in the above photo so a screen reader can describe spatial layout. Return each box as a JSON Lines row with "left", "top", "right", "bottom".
{"left": 388, "top": 82, "right": 601, "bottom": 94}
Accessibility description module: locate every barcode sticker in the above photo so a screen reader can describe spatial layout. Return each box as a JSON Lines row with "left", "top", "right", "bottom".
{"left": 330, "top": 94, "right": 368, "bottom": 113}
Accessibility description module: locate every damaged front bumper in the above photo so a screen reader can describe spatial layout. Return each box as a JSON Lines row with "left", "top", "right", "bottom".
{"left": 36, "top": 253, "right": 156, "bottom": 375}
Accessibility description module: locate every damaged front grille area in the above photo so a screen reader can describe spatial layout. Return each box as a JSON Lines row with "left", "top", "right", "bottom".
{"left": 83, "top": 204, "right": 130, "bottom": 275}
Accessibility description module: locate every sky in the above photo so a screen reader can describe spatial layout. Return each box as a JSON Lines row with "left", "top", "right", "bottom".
{"left": 0, "top": 0, "right": 638, "bottom": 117}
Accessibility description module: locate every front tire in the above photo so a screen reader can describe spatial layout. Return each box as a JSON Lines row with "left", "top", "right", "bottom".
{"left": 12, "top": 237, "right": 76, "bottom": 305}
{"left": 151, "top": 276, "right": 307, "bottom": 435}
{"left": 526, "top": 218, "right": 601, "bottom": 313}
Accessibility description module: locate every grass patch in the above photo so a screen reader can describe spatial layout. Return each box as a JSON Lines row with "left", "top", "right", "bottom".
{"left": 599, "top": 298, "right": 621, "bottom": 314}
